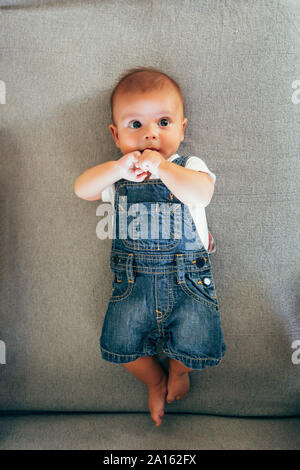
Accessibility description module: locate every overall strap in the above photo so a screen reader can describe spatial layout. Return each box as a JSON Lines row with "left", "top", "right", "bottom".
{"left": 172, "top": 154, "right": 216, "bottom": 255}
{"left": 171, "top": 155, "right": 190, "bottom": 167}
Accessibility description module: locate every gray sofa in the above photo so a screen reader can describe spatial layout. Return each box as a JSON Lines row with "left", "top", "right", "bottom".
{"left": 0, "top": 0, "right": 299, "bottom": 450}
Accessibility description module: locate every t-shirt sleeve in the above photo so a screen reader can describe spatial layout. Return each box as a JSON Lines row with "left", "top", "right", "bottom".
{"left": 185, "top": 156, "right": 216, "bottom": 184}
{"left": 101, "top": 183, "right": 115, "bottom": 204}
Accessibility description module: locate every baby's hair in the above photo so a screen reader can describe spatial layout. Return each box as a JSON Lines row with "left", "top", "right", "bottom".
{"left": 110, "top": 66, "right": 185, "bottom": 125}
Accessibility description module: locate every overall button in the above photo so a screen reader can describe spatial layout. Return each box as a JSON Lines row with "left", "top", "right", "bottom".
{"left": 196, "top": 257, "right": 205, "bottom": 268}
{"left": 203, "top": 277, "right": 211, "bottom": 286}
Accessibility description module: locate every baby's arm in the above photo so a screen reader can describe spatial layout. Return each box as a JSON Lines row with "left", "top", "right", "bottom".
{"left": 74, "top": 160, "right": 122, "bottom": 201}
{"left": 158, "top": 160, "right": 214, "bottom": 207}
{"left": 74, "top": 151, "right": 148, "bottom": 201}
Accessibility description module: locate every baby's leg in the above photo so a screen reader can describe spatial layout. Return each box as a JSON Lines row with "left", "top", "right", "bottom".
{"left": 122, "top": 356, "right": 168, "bottom": 427}
{"left": 166, "top": 358, "right": 193, "bottom": 404}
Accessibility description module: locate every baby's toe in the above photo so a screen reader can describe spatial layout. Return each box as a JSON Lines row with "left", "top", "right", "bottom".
{"left": 151, "top": 409, "right": 164, "bottom": 426}
{"left": 166, "top": 396, "right": 175, "bottom": 403}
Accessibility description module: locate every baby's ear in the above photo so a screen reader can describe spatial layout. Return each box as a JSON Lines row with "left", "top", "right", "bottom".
{"left": 108, "top": 124, "right": 116, "bottom": 137}
{"left": 180, "top": 117, "right": 188, "bottom": 141}
{"left": 108, "top": 124, "right": 120, "bottom": 148}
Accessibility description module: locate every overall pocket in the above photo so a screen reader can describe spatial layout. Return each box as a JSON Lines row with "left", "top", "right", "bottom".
{"left": 120, "top": 201, "right": 181, "bottom": 251}
{"left": 180, "top": 269, "right": 219, "bottom": 309}
{"left": 110, "top": 270, "right": 135, "bottom": 302}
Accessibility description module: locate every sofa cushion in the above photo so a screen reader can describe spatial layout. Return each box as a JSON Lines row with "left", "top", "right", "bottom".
{"left": 0, "top": 413, "right": 299, "bottom": 450}
{"left": 0, "top": 0, "right": 299, "bottom": 415}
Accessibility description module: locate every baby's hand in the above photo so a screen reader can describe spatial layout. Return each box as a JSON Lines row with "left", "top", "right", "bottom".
{"left": 117, "top": 151, "right": 151, "bottom": 182}
{"left": 138, "top": 149, "right": 165, "bottom": 175}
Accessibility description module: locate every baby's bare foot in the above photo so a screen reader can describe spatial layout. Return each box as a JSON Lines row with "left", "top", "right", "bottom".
{"left": 166, "top": 371, "right": 190, "bottom": 403}
{"left": 148, "top": 374, "right": 168, "bottom": 427}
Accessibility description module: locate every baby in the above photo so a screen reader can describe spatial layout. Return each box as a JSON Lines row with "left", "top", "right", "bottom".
{"left": 74, "top": 67, "right": 226, "bottom": 427}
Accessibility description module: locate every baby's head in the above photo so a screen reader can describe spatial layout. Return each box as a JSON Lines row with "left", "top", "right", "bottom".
{"left": 109, "top": 67, "right": 188, "bottom": 160}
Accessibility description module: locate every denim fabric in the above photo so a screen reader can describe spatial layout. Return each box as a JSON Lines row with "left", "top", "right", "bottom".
{"left": 100, "top": 155, "right": 226, "bottom": 370}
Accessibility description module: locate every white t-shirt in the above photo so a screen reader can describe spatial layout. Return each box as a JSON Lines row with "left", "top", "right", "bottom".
{"left": 101, "top": 153, "right": 216, "bottom": 251}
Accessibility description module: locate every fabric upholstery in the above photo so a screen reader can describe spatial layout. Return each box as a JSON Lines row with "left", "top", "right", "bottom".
{"left": 0, "top": 413, "right": 299, "bottom": 450}
{"left": 0, "top": 0, "right": 299, "bottom": 425}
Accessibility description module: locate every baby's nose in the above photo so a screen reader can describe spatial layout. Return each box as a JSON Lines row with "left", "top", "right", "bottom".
{"left": 143, "top": 123, "right": 159, "bottom": 140}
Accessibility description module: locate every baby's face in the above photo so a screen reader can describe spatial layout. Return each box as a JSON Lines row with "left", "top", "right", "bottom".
{"left": 109, "top": 86, "right": 188, "bottom": 160}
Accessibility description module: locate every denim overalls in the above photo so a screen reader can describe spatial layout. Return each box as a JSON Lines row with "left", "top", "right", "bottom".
{"left": 100, "top": 155, "right": 226, "bottom": 370}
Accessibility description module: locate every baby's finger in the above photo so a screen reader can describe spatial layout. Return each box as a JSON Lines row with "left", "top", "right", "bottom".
{"left": 136, "top": 172, "right": 148, "bottom": 180}
{"left": 132, "top": 150, "right": 142, "bottom": 161}
{"left": 127, "top": 151, "right": 141, "bottom": 166}
{"left": 140, "top": 162, "right": 150, "bottom": 172}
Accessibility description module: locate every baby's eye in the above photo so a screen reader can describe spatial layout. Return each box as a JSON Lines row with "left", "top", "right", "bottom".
{"left": 128, "top": 118, "right": 170, "bottom": 129}
{"left": 129, "top": 120, "right": 142, "bottom": 129}
{"left": 159, "top": 118, "right": 170, "bottom": 127}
